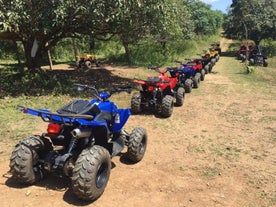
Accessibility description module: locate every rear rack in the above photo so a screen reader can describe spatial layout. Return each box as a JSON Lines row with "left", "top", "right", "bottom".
{"left": 18, "top": 105, "right": 94, "bottom": 125}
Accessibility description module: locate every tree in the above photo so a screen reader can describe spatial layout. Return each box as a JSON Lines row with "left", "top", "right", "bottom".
{"left": 0, "top": 0, "right": 138, "bottom": 70}
{"left": 223, "top": 0, "right": 276, "bottom": 45}
{"left": 0, "top": 0, "right": 187, "bottom": 68}
{"left": 185, "top": 0, "right": 224, "bottom": 35}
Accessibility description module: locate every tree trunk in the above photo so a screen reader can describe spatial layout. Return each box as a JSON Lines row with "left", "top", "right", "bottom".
{"left": 122, "top": 41, "right": 131, "bottom": 64}
{"left": 13, "top": 41, "right": 21, "bottom": 65}
{"left": 47, "top": 49, "right": 53, "bottom": 70}
{"left": 45, "top": 42, "right": 53, "bottom": 70}
{"left": 89, "top": 36, "right": 95, "bottom": 52}
{"left": 22, "top": 40, "right": 43, "bottom": 72}
{"left": 72, "top": 38, "right": 78, "bottom": 62}
{"left": 160, "top": 40, "right": 167, "bottom": 56}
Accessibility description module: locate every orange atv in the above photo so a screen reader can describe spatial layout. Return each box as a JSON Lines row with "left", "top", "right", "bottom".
{"left": 76, "top": 54, "right": 100, "bottom": 69}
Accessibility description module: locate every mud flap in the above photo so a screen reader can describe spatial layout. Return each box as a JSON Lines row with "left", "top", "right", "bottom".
{"left": 111, "top": 136, "right": 125, "bottom": 157}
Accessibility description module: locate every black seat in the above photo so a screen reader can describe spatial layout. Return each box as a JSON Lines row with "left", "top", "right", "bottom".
{"left": 57, "top": 100, "right": 100, "bottom": 115}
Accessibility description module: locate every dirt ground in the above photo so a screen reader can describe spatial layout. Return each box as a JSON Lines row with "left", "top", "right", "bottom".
{"left": 0, "top": 38, "right": 275, "bottom": 207}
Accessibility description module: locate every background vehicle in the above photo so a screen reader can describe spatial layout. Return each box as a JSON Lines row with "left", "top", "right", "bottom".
{"left": 236, "top": 41, "right": 255, "bottom": 61}
{"left": 167, "top": 60, "right": 202, "bottom": 94}
{"left": 185, "top": 59, "right": 206, "bottom": 80}
{"left": 249, "top": 45, "right": 268, "bottom": 67}
{"left": 210, "top": 42, "right": 222, "bottom": 55}
{"left": 9, "top": 84, "right": 147, "bottom": 202}
{"left": 194, "top": 57, "right": 212, "bottom": 74}
{"left": 76, "top": 54, "right": 100, "bottom": 69}
{"left": 131, "top": 67, "right": 185, "bottom": 117}
{"left": 200, "top": 49, "right": 217, "bottom": 68}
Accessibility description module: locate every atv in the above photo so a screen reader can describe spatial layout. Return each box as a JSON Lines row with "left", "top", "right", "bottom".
{"left": 76, "top": 54, "right": 100, "bottom": 69}
{"left": 185, "top": 59, "right": 206, "bottom": 81}
{"left": 209, "top": 48, "right": 220, "bottom": 62}
{"left": 210, "top": 42, "right": 222, "bottom": 55}
{"left": 237, "top": 45, "right": 254, "bottom": 61}
{"left": 131, "top": 67, "right": 185, "bottom": 117}
{"left": 200, "top": 49, "right": 217, "bottom": 69}
{"left": 166, "top": 66, "right": 194, "bottom": 94}
{"left": 9, "top": 84, "right": 147, "bottom": 202}
{"left": 249, "top": 45, "right": 268, "bottom": 67}
{"left": 176, "top": 62, "right": 201, "bottom": 93}
{"left": 236, "top": 41, "right": 255, "bottom": 61}
{"left": 194, "top": 57, "right": 212, "bottom": 74}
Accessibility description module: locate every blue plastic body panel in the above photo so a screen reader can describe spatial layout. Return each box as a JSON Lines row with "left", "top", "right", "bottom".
{"left": 19, "top": 94, "right": 131, "bottom": 133}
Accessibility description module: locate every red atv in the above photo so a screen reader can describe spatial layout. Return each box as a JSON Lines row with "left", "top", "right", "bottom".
{"left": 131, "top": 67, "right": 185, "bottom": 117}
{"left": 237, "top": 41, "right": 255, "bottom": 61}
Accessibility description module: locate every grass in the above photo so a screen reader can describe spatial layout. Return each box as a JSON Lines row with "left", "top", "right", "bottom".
{"left": 0, "top": 95, "right": 70, "bottom": 142}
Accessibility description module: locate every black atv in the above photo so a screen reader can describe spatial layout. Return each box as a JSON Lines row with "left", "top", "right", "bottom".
{"left": 249, "top": 45, "right": 268, "bottom": 67}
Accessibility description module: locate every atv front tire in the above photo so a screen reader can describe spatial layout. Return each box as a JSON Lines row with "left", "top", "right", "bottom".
{"left": 126, "top": 127, "right": 147, "bottom": 162}
{"left": 72, "top": 145, "right": 111, "bottom": 201}
{"left": 184, "top": 79, "right": 193, "bottom": 93}
{"left": 175, "top": 87, "right": 185, "bottom": 106}
{"left": 161, "top": 95, "right": 174, "bottom": 117}
{"left": 9, "top": 136, "right": 45, "bottom": 184}
{"left": 131, "top": 92, "right": 142, "bottom": 114}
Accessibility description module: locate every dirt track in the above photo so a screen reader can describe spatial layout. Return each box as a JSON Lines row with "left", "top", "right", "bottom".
{"left": 0, "top": 38, "right": 275, "bottom": 207}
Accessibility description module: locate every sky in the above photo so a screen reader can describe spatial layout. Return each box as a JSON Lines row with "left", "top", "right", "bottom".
{"left": 200, "top": 0, "right": 232, "bottom": 13}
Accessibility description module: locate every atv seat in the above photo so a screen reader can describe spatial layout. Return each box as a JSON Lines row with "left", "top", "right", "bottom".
{"left": 56, "top": 100, "right": 101, "bottom": 115}
{"left": 57, "top": 100, "right": 113, "bottom": 123}
{"left": 146, "top": 76, "right": 162, "bottom": 83}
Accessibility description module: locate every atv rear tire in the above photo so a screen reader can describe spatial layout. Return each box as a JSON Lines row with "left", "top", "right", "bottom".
{"left": 184, "top": 79, "right": 193, "bottom": 93}
{"left": 193, "top": 73, "right": 201, "bottom": 88}
{"left": 72, "top": 145, "right": 111, "bottom": 201}
{"left": 131, "top": 92, "right": 142, "bottom": 114}
{"left": 126, "top": 127, "right": 147, "bottom": 162}
{"left": 161, "top": 95, "right": 174, "bottom": 117}
{"left": 208, "top": 63, "right": 213, "bottom": 73}
{"left": 249, "top": 58, "right": 255, "bottom": 66}
{"left": 263, "top": 59, "right": 268, "bottom": 67}
{"left": 175, "top": 87, "right": 185, "bottom": 106}
{"left": 204, "top": 65, "right": 209, "bottom": 74}
{"left": 9, "top": 136, "right": 45, "bottom": 184}
{"left": 211, "top": 58, "right": 216, "bottom": 66}
{"left": 85, "top": 60, "right": 93, "bottom": 69}
{"left": 200, "top": 69, "right": 205, "bottom": 81}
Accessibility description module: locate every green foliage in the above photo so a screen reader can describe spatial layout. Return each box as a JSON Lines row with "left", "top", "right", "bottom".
{"left": 185, "top": 0, "right": 224, "bottom": 35}
{"left": 223, "top": 0, "right": 276, "bottom": 44}
{"left": 0, "top": 67, "right": 73, "bottom": 97}
{"left": 0, "top": 0, "right": 223, "bottom": 69}
{"left": 261, "top": 39, "right": 276, "bottom": 57}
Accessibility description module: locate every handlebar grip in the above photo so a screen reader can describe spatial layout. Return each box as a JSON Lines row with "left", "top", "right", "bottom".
{"left": 111, "top": 86, "right": 132, "bottom": 94}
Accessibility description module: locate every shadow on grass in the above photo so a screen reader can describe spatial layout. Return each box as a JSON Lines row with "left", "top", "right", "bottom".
{"left": 0, "top": 62, "right": 138, "bottom": 98}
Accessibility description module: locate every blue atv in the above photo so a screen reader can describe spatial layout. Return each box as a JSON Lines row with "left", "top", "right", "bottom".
{"left": 9, "top": 84, "right": 147, "bottom": 201}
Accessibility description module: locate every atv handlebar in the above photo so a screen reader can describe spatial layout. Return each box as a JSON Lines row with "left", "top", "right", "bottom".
{"left": 148, "top": 66, "right": 169, "bottom": 74}
{"left": 110, "top": 86, "right": 132, "bottom": 94}
{"left": 74, "top": 83, "right": 131, "bottom": 101}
